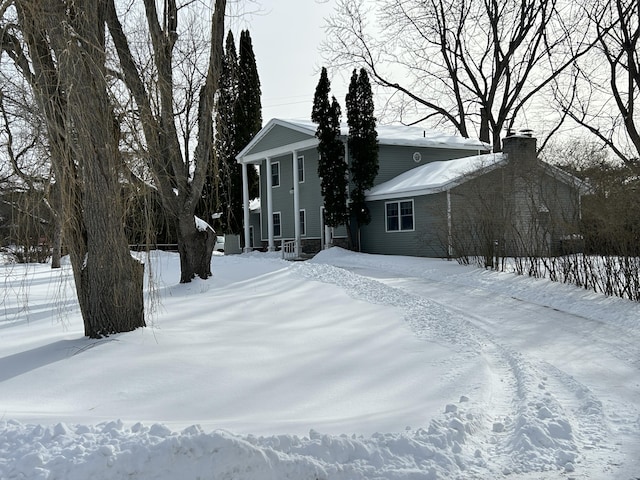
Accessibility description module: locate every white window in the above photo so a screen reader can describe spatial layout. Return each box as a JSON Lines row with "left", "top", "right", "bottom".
{"left": 271, "top": 161, "right": 280, "bottom": 187}
{"left": 299, "top": 209, "right": 306, "bottom": 236}
{"left": 273, "top": 212, "right": 282, "bottom": 237}
{"left": 386, "top": 200, "right": 414, "bottom": 232}
{"left": 297, "top": 156, "right": 305, "bottom": 183}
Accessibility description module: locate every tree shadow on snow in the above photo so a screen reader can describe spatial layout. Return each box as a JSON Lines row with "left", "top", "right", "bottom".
{"left": 0, "top": 337, "right": 116, "bottom": 383}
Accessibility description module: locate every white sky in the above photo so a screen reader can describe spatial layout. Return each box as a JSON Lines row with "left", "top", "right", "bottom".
{"left": 221, "top": 1, "right": 603, "bottom": 145}
{"left": 228, "top": 0, "right": 348, "bottom": 123}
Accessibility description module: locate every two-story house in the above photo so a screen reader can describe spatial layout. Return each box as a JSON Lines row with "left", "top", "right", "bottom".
{"left": 236, "top": 119, "right": 588, "bottom": 259}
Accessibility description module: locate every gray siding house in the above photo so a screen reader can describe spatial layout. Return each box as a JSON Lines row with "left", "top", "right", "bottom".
{"left": 363, "top": 134, "right": 589, "bottom": 259}
{"left": 236, "top": 119, "right": 587, "bottom": 259}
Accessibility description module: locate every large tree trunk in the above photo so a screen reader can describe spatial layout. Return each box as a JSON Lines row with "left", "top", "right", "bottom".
{"left": 66, "top": 0, "right": 144, "bottom": 337}
{"left": 176, "top": 214, "right": 216, "bottom": 283}
{"left": 16, "top": 0, "right": 145, "bottom": 337}
{"left": 79, "top": 254, "right": 144, "bottom": 338}
{"left": 105, "top": 0, "right": 225, "bottom": 286}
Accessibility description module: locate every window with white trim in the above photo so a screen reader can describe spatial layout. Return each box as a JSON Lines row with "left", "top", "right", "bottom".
{"left": 271, "top": 161, "right": 280, "bottom": 187}
{"left": 299, "top": 209, "right": 306, "bottom": 236}
{"left": 386, "top": 200, "right": 414, "bottom": 232}
{"left": 273, "top": 212, "right": 282, "bottom": 237}
{"left": 297, "top": 156, "right": 305, "bottom": 183}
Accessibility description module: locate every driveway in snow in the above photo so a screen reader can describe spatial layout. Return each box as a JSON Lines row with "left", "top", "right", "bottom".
{"left": 309, "top": 249, "right": 640, "bottom": 479}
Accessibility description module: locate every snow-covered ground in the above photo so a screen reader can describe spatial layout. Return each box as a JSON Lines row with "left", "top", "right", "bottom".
{"left": 1, "top": 248, "right": 638, "bottom": 479}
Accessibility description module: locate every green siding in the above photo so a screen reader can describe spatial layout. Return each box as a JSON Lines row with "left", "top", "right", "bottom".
{"left": 447, "top": 167, "right": 582, "bottom": 257}
{"left": 260, "top": 148, "right": 347, "bottom": 243}
{"left": 246, "top": 124, "right": 314, "bottom": 157}
{"left": 296, "top": 149, "right": 324, "bottom": 238}
{"left": 257, "top": 143, "right": 483, "bottom": 249}
{"left": 259, "top": 153, "right": 294, "bottom": 240}
{"left": 259, "top": 147, "right": 329, "bottom": 241}
{"left": 360, "top": 195, "right": 448, "bottom": 257}
{"left": 373, "top": 145, "right": 485, "bottom": 185}
{"left": 249, "top": 212, "right": 261, "bottom": 248}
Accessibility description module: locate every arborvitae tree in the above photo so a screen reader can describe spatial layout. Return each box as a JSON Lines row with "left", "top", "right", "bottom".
{"left": 199, "top": 29, "right": 261, "bottom": 236}
{"left": 312, "top": 67, "right": 331, "bottom": 123}
{"left": 313, "top": 68, "right": 347, "bottom": 228}
{"left": 236, "top": 30, "right": 262, "bottom": 156}
{"left": 235, "top": 30, "right": 261, "bottom": 204}
{"left": 198, "top": 30, "right": 239, "bottom": 233}
{"left": 346, "top": 68, "right": 378, "bottom": 230}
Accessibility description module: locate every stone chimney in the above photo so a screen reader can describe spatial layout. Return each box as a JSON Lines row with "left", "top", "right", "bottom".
{"left": 502, "top": 130, "right": 537, "bottom": 167}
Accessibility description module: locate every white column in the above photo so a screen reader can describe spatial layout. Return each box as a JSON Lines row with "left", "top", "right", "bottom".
{"left": 320, "top": 207, "right": 325, "bottom": 250}
{"left": 266, "top": 157, "right": 275, "bottom": 251}
{"left": 241, "top": 163, "right": 251, "bottom": 253}
{"left": 447, "top": 189, "right": 453, "bottom": 258}
{"left": 292, "top": 150, "right": 300, "bottom": 258}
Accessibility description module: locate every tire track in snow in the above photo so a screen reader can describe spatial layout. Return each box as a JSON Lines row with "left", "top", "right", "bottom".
{"left": 290, "top": 261, "right": 582, "bottom": 476}
{"left": 404, "top": 289, "right": 614, "bottom": 476}
{"left": 536, "top": 362, "right": 638, "bottom": 478}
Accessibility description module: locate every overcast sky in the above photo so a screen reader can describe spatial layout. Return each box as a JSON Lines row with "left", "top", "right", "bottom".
{"left": 228, "top": 0, "right": 347, "bottom": 123}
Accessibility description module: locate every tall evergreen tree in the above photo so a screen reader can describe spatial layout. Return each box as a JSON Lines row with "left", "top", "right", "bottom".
{"left": 236, "top": 30, "right": 261, "bottom": 196}
{"left": 346, "top": 68, "right": 378, "bottom": 230}
{"left": 236, "top": 30, "right": 262, "bottom": 150}
{"left": 199, "top": 29, "right": 262, "bottom": 236}
{"left": 199, "top": 30, "right": 238, "bottom": 233}
{"left": 313, "top": 68, "right": 348, "bottom": 229}
{"left": 312, "top": 67, "right": 331, "bottom": 123}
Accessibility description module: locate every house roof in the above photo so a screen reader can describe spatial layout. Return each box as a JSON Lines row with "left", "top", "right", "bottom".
{"left": 236, "top": 118, "right": 490, "bottom": 163}
{"left": 538, "top": 161, "right": 592, "bottom": 195}
{"left": 366, "top": 153, "right": 506, "bottom": 201}
{"left": 283, "top": 119, "right": 490, "bottom": 150}
{"left": 365, "top": 152, "right": 592, "bottom": 201}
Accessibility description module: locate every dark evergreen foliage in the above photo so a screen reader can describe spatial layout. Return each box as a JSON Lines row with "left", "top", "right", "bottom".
{"left": 236, "top": 30, "right": 262, "bottom": 153}
{"left": 314, "top": 68, "right": 347, "bottom": 228}
{"left": 312, "top": 67, "right": 330, "bottom": 123}
{"left": 198, "top": 31, "right": 238, "bottom": 233}
{"left": 236, "top": 30, "right": 261, "bottom": 201}
{"left": 346, "top": 68, "right": 378, "bottom": 228}
{"left": 198, "top": 29, "right": 261, "bottom": 235}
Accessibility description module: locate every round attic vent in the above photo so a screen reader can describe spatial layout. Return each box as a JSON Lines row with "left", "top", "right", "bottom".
{"left": 412, "top": 152, "right": 422, "bottom": 163}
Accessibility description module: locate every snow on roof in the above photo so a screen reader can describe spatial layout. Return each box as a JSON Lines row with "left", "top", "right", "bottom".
{"left": 366, "top": 153, "right": 505, "bottom": 201}
{"left": 279, "top": 119, "right": 490, "bottom": 151}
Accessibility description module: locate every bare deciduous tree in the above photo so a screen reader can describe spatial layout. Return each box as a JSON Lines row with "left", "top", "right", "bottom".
{"left": 1, "top": 0, "right": 145, "bottom": 337}
{"left": 555, "top": 0, "right": 640, "bottom": 173}
{"left": 324, "top": 0, "right": 593, "bottom": 151}
{"left": 0, "top": 74, "right": 63, "bottom": 268}
{"left": 105, "top": 0, "right": 226, "bottom": 283}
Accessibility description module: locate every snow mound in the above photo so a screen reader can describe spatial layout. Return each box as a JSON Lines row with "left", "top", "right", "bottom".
{"left": 1, "top": 399, "right": 493, "bottom": 480}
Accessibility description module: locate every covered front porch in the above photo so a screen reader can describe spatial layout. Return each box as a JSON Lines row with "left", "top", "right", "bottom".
{"left": 237, "top": 131, "right": 319, "bottom": 258}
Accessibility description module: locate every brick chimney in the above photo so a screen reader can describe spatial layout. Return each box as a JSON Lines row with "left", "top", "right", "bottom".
{"left": 502, "top": 130, "right": 537, "bottom": 167}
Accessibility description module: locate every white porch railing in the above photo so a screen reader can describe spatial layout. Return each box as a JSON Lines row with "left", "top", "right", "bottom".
{"left": 281, "top": 239, "right": 297, "bottom": 260}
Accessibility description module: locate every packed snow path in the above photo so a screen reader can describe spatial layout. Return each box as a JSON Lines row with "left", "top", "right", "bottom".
{"left": 305, "top": 249, "right": 640, "bottom": 478}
